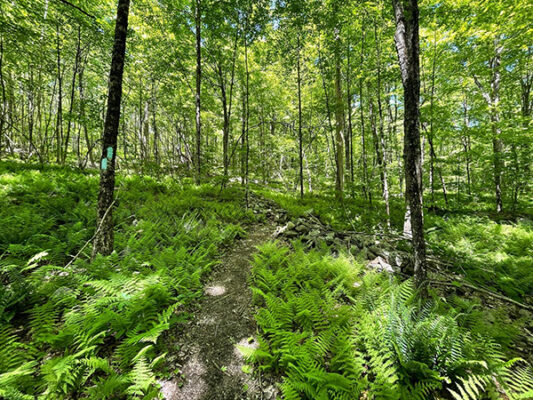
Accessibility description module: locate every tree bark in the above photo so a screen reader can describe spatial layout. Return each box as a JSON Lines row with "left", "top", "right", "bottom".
{"left": 55, "top": 24, "right": 64, "bottom": 164}
{"left": 318, "top": 47, "right": 337, "bottom": 169}
{"left": 334, "top": 29, "right": 344, "bottom": 201}
{"left": 244, "top": 14, "right": 250, "bottom": 207}
{"left": 92, "top": 0, "right": 130, "bottom": 257}
{"left": 220, "top": 29, "right": 238, "bottom": 187}
{"left": 392, "top": 0, "right": 427, "bottom": 289}
{"left": 63, "top": 25, "right": 82, "bottom": 163}
{"left": 0, "top": 35, "right": 6, "bottom": 159}
{"left": 297, "top": 34, "right": 304, "bottom": 199}
{"left": 473, "top": 38, "right": 504, "bottom": 213}
{"left": 195, "top": 0, "right": 202, "bottom": 182}
{"left": 359, "top": 20, "right": 369, "bottom": 201}
{"left": 346, "top": 41, "right": 355, "bottom": 189}
{"left": 374, "top": 22, "right": 391, "bottom": 226}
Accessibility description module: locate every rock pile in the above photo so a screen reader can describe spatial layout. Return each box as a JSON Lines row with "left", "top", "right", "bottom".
{"left": 248, "top": 192, "right": 413, "bottom": 275}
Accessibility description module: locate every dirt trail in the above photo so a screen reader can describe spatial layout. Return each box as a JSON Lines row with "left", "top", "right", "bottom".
{"left": 160, "top": 223, "right": 278, "bottom": 400}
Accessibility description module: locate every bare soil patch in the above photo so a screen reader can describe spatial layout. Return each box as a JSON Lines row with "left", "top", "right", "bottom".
{"left": 160, "top": 223, "right": 278, "bottom": 400}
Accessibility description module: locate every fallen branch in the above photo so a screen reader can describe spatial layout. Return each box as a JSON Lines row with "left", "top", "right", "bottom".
{"left": 65, "top": 189, "right": 119, "bottom": 268}
{"left": 430, "top": 279, "right": 533, "bottom": 312}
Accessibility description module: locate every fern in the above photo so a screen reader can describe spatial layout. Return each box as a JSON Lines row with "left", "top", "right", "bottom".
{"left": 0, "top": 167, "right": 256, "bottom": 398}
{"left": 248, "top": 242, "right": 533, "bottom": 400}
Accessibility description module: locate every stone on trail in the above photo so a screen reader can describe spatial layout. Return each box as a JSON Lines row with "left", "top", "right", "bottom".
{"left": 205, "top": 285, "right": 226, "bottom": 296}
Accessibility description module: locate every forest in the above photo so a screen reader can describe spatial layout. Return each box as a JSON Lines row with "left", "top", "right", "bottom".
{"left": 0, "top": 0, "right": 532, "bottom": 398}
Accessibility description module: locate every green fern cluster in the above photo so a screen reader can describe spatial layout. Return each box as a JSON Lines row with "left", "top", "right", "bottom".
{"left": 0, "top": 163, "right": 255, "bottom": 399}
{"left": 249, "top": 242, "right": 533, "bottom": 399}
{"left": 426, "top": 215, "right": 533, "bottom": 301}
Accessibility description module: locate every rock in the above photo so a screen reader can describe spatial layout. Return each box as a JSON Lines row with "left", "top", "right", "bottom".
{"left": 333, "top": 238, "right": 344, "bottom": 248}
{"left": 285, "top": 230, "right": 299, "bottom": 238}
{"left": 273, "top": 225, "right": 287, "bottom": 237}
{"left": 368, "top": 245, "right": 382, "bottom": 256}
{"left": 274, "top": 221, "right": 294, "bottom": 237}
{"left": 367, "top": 256, "right": 395, "bottom": 274}
{"left": 394, "top": 254, "right": 403, "bottom": 267}
{"left": 295, "top": 224, "right": 308, "bottom": 233}
{"left": 262, "top": 385, "right": 278, "bottom": 400}
{"left": 309, "top": 229, "right": 320, "bottom": 238}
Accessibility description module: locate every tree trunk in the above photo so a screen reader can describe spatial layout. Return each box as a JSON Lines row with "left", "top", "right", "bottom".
{"left": 92, "top": 0, "right": 130, "bottom": 257}
{"left": 143, "top": 101, "right": 150, "bottom": 162}
{"left": 221, "top": 30, "right": 238, "bottom": 187}
{"left": 55, "top": 25, "right": 64, "bottom": 164}
{"left": 244, "top": 15, "right": 250, "bottom": 207}
{"left": 473, "top": 38, "right": 504, "bottom": 213}
{"left": 195, "top": 0, "right": 202, "bottom": 182}
{"left": 359, "top": 20, "right": 369, "bottom": 201}
{"left": 240, "top": 89, "right": 246, "bottom": 185}
{"left": 297, "top": 34, "right": 304, "bottom": 199}
{"left": 0, "top": 35, "right": 6, "bottom": 159}
{"left": 78, "top": 52, "right": 93, "bottom": 167}
{"left": 318, "top": 47, "right": 337, "bottom": 169}
{"left": 346, "top": 41, "right": 355, "bottom": 189}
{"left": 63, "top": 25, "right": 82, "bottom": 163}
{"left": 151, "top": 81, "right": 160, "bottom": 167}
{"left": 334, "top": 29, "right": 344, "bottom": 201}
{"left": 374, "top": 23, "right": 391, "bottom": 226}
{"left": 392, "top": 0, "right": 427, "bottom": 289}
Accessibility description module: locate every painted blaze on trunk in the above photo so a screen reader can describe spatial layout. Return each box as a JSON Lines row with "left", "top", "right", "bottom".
{"left": 92, "top": 0, "right": 130, "bottom": 258}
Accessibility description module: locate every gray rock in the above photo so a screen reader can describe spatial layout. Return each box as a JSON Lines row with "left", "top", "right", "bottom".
{"left": 367, "top": 256, "right": 394, "bottom": 274}
{"left": 309, "top": 229, "right": 320, "bottom": 238}
{"left": 285, "top": 230, "right": 299, "bottom": 238}
{"left": 295, "top": 224, "right": 309, "bottom": 233}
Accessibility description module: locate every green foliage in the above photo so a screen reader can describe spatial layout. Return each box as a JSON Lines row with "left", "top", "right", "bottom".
{"left": 249, "top": 242, "right": 533, "bottom": 399}
{"left": 0, "top": 162, "right": 254, "bottom": 398}
{"left": 256, "top": 188, "right": 404, "bottom": 232}
{"left": 426, "top": 215, "right": 533, "bottom": 300}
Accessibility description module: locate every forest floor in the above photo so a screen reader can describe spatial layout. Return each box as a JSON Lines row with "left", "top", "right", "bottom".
{"left": 2, "top": 163, "right": 531, "bottom": 399}
{"left": 159, "top": 222, "right": 279, "bottom": 400}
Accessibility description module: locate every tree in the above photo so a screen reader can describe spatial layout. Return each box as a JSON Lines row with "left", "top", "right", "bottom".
{"left": 334, "top": 25, "right": 344, "bottom": 202}
{"left": 194, "top": 0, "right": 202, "bottom": 183}
{"left": 392, "top": 0, "right": 427, "bottom": 288}
{"left": 297, "top": 33, "right": 304, "bottom": 199}
{"left": 473, "top": 39, "right": 504, "bottom": 213}
{"left": 92, "top": 0, "right": 130, "bottom": 257}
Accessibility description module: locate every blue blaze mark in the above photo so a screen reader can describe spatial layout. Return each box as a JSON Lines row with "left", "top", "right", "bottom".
{"left": 101, "top": 158, "right": 108, "bottom": 171}
{"left": 107, "top": 147, "right": 114, "bottom": 160}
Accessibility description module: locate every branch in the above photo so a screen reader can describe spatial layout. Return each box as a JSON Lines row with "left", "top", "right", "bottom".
{"left": 430, "top": 279, "right": 533, "bottom": 312}
{"left": 65, "top": 191, "right": 118, "bottom": 268}
{"left": 55, "top": 0, "right": 96, "bottom": 20}
{"left": 472, "top": 74, "right": 492, "bottom": 105}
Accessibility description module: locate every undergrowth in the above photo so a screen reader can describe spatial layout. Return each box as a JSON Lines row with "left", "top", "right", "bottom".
{"left": 0, "top": 161, "right": 254, "bottom": 399}
{"left": 247, "top": 241, "right": 533, "bottom": 399}
{"left": 258, "top": 187, "right": 533, "bottom": 303}
{"left": 426, "top": 215, "right": 533, "bottom": 301}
